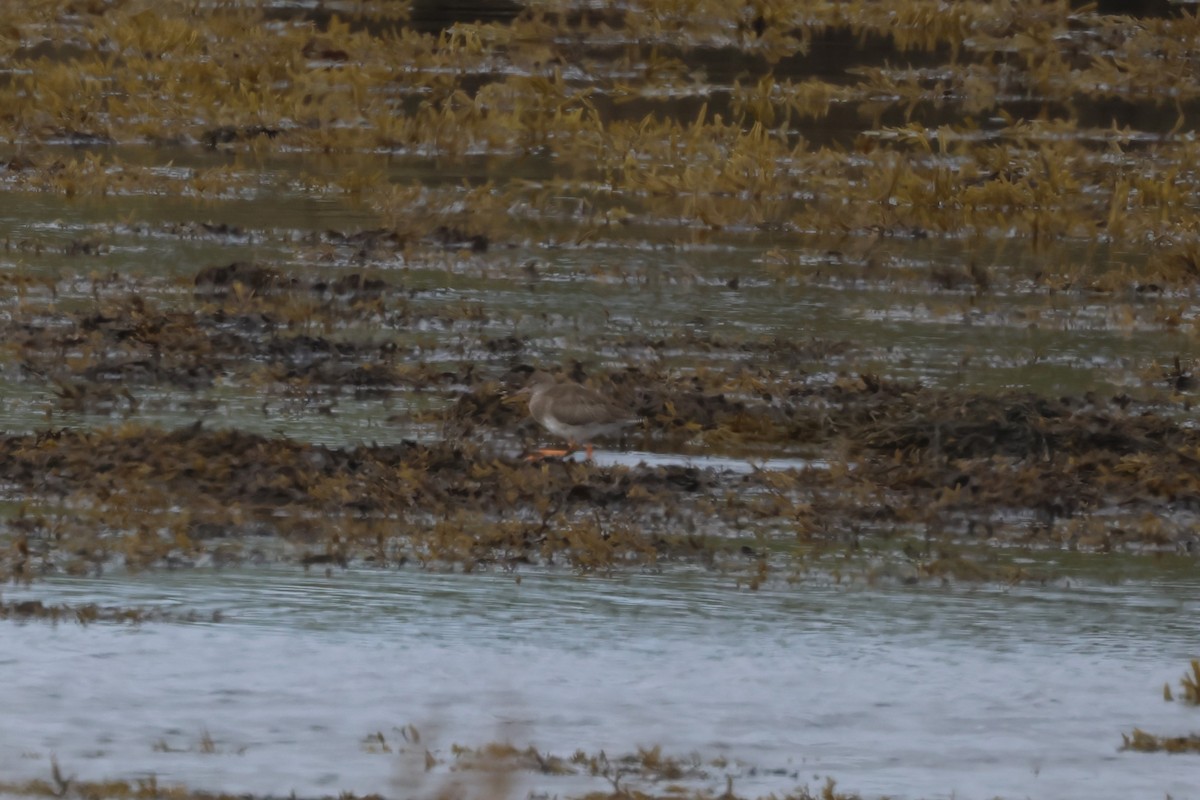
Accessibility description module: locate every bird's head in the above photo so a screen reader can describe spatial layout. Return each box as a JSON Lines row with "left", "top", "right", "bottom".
{"left": 503, "top": 370, "right": 556, "bottom": 404}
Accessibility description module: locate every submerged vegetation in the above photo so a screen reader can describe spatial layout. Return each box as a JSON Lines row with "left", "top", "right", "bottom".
{"left": 1124, "top": 660, "right": 1200, "bottom": 756}
{"left": 1121, "top": 728, "right": 1200, "bottom": 755}
{"left": 4, "top": 0, "right": 1200, "bottom": 275}
{"left": 0, "top": 595, "right": 219, "bottom": 624}
{"left": 3, "top": 0, "right": 1200, "bottom": 581}
{"left": 3, "top": 3, "right": 1200, "bottom": 799}
{"left": 2, "top": 370, "right": 1200, "bottom": 582}
{"left": 0, "top": 743, "right": 865, "bottom": 800}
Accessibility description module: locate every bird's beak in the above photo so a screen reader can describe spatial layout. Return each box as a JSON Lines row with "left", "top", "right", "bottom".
{"left": 502, "top": 386, "right": 531, "bottom": 405}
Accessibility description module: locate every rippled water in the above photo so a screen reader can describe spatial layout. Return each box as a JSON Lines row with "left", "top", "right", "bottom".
{"left": 2, "top": 567, "right": 1198, "bottom": 799}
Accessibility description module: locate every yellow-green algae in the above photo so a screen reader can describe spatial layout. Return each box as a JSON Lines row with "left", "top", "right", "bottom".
{"left": 3, "top": 5, "right": 1199, "bottom": 800}
{"left": 3, "top": 2, "right": 1200, "bottom": 581}
{"left": 1, "top": 1, "right": 1200, "bottom": 267}
{"left": 1123, "top": 659, "right": 1200, "bottom": 755}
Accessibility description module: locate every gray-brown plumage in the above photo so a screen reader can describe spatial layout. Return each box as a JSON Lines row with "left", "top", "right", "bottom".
{"left": 516, "top": 371, "right": 639, "bottom": 458}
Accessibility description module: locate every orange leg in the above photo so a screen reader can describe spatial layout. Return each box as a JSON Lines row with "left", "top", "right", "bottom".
{"left": 525, "top": 441, "right": 577, "bottom": 461}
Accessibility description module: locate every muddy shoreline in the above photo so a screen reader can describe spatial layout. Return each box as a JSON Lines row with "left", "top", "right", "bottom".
{"left": 4, "top": 369, "right": 1197, "bottom": 583}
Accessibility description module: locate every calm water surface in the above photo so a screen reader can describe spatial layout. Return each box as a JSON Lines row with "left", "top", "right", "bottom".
{"left": 2, "top": 567, "right": 1197, "bottom": 799}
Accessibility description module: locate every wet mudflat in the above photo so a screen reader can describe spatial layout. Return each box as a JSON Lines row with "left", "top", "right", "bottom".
{"left": 2, "top": 1, "right": 1200, "bottom": 798}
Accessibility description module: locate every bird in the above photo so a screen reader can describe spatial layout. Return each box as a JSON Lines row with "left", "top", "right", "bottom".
{"left": 511, "top": 370, "right": 640, "bottom": 460}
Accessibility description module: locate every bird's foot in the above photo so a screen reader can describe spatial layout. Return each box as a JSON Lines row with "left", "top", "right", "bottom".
{"left": 524, "top": 445, "right": 576, "bottom": 462}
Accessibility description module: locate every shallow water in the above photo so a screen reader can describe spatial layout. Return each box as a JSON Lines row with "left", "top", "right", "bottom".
{"left": 0, "top": 149, "right": 1191, "bottom": 448}
{"left": 3, "top": 7, "right": 1200, "bottom": 797}
{"left": 529, "top": 449, "right": 819, "bottom": 472}
{"left": 2, "top": 567, "right": 1197, "bottom": 799}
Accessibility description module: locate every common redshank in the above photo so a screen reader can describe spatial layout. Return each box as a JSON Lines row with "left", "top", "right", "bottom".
{"left": 513, "top": 371, "right": 640, "bottom": 459}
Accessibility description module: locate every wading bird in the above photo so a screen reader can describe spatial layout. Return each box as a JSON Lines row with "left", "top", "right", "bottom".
{"left": 511, "top": 371, "right": 640, "bottom": 460}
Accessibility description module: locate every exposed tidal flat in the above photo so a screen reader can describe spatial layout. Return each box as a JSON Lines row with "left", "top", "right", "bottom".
{"left": 2, "top": 1, "right": 1200, "bottom": 798}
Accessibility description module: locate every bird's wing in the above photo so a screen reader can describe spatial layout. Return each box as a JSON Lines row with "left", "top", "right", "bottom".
{"left": 548, "top": 385, "right": 628, "bottom": 426}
